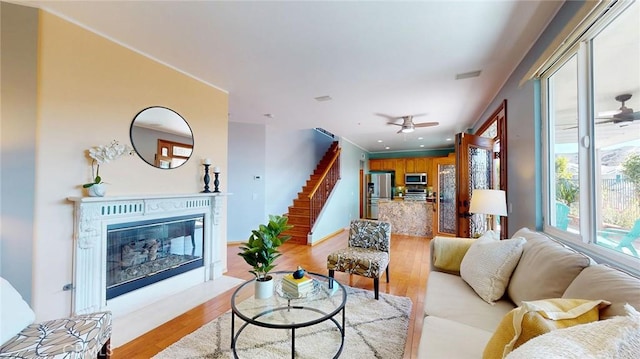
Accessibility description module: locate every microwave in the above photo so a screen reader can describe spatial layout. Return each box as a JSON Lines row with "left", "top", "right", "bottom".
{"left": 405, "top": 173, "right": 427, "bottom": 185}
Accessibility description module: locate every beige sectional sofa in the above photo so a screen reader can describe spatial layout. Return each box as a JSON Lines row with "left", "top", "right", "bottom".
{"left": 417, "top": 227, "right": 640, "bottom": 358}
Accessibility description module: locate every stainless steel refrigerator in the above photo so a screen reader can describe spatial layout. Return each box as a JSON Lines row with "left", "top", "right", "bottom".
{"left": 366, "top": 172, "right": 393, "bottom": 219}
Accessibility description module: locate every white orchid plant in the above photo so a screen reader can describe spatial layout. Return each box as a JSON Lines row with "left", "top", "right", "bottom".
{"left": 83, "top": 140, "right": 134, "bottom": 188}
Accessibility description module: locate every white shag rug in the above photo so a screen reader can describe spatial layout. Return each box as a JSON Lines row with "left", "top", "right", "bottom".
{"left": 153, "top": 286, "right": 412, "bottom": 358}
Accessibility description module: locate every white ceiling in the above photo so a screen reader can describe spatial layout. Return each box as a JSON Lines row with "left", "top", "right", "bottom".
{"left": 20, "top": 0, "right": 565, "bottom": 152}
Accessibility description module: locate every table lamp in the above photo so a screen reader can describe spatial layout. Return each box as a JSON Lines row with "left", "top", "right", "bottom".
{"left": 469, "top": 189, "right": 507, "bottom": 231}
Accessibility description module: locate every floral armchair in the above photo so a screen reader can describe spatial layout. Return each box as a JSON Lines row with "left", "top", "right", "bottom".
{"left": 327, "top": 219, "right": 392, "bottom": 299}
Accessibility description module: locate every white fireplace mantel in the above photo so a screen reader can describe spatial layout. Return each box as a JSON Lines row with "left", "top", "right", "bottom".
{"left": 67, "top": 193, "right": 227, "bottom": 316}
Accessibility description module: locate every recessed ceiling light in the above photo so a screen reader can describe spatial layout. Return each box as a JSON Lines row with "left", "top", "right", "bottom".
{"left": 420, "top": 144, "right": 425, "bottom": 148}
{"left": 377, "top": 139, "right": 383, "bottom": 143}
{"left": 455, "top": 70, "right": 482, "bottom": 80}
{"left": 263, "top": 113, "right": 274, "bottom": 118}
{"left": 314, "top": 95, "right": 332, "bottom": 102}
{"left": 446, "top": 138, "right": 452, "bottom": 141}
{"left": 385, "top": 146, "right": 390, "bottom": 150}
{"left": 418, "top": 137, "right": 424, "bottom": 140}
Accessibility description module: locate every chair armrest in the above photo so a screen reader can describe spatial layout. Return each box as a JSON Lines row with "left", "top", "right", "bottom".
{"left": 598, "top": 228, "right": 628, "bottom": 238}
{"left": 430, "top": 236, "right": 476, "bottom": 275}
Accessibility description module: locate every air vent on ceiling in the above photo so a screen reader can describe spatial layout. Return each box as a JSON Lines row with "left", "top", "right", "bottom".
{"left": 314, "top": 95, "right": 333, "bottom": 102}
{"left": 314, "top": 127, "right": 335, "bottom": 138}
{"left": 455, "top": 70, "right": 482, "bottom": 80}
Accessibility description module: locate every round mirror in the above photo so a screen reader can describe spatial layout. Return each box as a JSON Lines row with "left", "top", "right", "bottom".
{"left": 130, "top": 106, "right": 194, "bottom": 169}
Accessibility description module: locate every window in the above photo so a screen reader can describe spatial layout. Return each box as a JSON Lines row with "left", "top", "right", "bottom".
{"left": 542, "top": 1, "right": 639, "bottom": 267}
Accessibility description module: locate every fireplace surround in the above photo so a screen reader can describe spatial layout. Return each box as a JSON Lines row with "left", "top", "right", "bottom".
{"left": 68, "top": 193, "right": 226, "bottom": 317}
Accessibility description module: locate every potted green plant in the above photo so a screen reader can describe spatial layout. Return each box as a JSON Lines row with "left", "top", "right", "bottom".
{"left": 238, "top": 214, "right": 293, "bottom": 298}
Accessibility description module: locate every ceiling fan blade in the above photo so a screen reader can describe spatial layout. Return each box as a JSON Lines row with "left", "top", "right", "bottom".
{"left": 597, "top": 109, "right": 621, "bottom": 117}
{"left": 387, "top": 122, "right": 402, "bottom": 126}
{"left": 414, "top": 122, "right": 439, "bottom": 128}
{"left": 375, "top": 113, "right": 401, "bottom": 121}
{"left": 410, "top": 113, "right": 428, "bottom": 118}
{"left": 397, "top": 128, "right": 404, "bottom": 134}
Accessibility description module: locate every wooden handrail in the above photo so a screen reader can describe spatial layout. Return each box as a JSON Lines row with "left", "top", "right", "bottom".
{"left": 307, "top": 145, "right": 341, "bottom": 229}
{"left": 308, "top": 147, "right": 341, "bottom": 199}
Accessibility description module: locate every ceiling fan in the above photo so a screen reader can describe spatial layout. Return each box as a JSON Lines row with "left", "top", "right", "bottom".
{"left": 596, "top": 93, "right": 640, "bottom": 125}
{"left": 378, "top": 114, "right": 439, "bottom": 133}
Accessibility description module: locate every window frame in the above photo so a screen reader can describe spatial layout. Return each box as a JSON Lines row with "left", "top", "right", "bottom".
{"left": 540, "top": 1, "right": 639, "bottom": 275}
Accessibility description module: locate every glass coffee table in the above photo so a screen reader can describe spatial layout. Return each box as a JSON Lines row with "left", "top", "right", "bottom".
{"left": 230, "top": 271, "right": 347, "bottom": 359}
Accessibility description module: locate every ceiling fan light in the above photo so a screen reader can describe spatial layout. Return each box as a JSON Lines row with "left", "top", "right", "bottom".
{"left": 401, "top": 127, "right": 414, "bottom": 133}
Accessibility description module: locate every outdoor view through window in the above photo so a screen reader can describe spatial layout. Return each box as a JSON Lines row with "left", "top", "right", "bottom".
{"left": 546, "top": 1, "right": 639, "bottom": 260}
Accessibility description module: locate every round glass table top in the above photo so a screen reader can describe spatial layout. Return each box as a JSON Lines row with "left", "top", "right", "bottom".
{"left": 231, "top": 271, "right": 347, "bottom": 328}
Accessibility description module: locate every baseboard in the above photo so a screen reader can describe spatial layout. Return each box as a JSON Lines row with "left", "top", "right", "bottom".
{"left": 310, "top": 228, "right": 346, "bottom": 246}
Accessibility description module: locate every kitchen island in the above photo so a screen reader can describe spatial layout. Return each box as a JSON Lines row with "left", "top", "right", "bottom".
{"left": 378, "top": 198, "right": 433, "bottom": 237}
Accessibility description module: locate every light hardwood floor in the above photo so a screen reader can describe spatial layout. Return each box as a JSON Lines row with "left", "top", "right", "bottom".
{"left": 113, "top": 230, "right": 432, "bottom": 358}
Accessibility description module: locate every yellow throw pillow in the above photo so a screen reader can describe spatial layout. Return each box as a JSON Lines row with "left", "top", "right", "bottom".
{"left": 483, "top": 298, "right": 610, "bottom": 359}
{"left": 432, "top": 236, "right": 476, "bottom": 272}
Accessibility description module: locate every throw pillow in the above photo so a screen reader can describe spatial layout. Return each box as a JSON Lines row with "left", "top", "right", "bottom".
{"left": 505, "top": 304, "right": 640, "bottom": 359}
{"left": 0, "top": 277, "right": 36, "bottom": 345}
{"left": 562, "top": 264, "right": 640, "bottom": 319}
{"left": 507, "top": 228, "right": 591, "bottom": 305}
{"left": 483, "top": 298, "right": 610, "bottom": 359}
{"left": 460, "top": 236, "right": 526, "bottom": 304}
{"left": 432, "top": 237, "right": 476, "bottom": 273}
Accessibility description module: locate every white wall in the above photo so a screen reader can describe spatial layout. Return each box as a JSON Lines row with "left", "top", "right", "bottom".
{"left": 472, "top": 1, "right": 584, "bottom": 236}
{"left": 227, "top": 122, "right": 266, "bottom": 242}
{"left": 0, "top": 2, "right": 38, "bottom": 303}
{"left": 264, "top": 126, "right": 335, "bottom": 217}
{"left": 1, "top": 7, "right": 229, "bottom": 321}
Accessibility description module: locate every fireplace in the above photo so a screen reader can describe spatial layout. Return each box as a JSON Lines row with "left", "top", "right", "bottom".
{"left": 106, "top": 214, "right": 204, "bottom": 299}
{"left": 68, "top": 194, "right": 226, "bottom": 316}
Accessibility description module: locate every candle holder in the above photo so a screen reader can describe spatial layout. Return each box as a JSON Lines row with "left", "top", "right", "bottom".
{"left": 213, "top": 169, "right": 220, "bottom": 193}
{"left": 201, "top": 164, "right": 211, "bottom": 193}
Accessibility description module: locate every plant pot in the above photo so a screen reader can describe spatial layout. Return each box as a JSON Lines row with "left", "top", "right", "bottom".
{"left": 255, "top": 276, "right": 274, "bottom": 299}
{"left": 88, "top": 184, "right": 106, "bottom": 197}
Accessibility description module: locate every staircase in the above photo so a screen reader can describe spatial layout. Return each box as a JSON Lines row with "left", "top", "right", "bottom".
{"left": 283, "top": 141, "right": 341, "bottom": 244}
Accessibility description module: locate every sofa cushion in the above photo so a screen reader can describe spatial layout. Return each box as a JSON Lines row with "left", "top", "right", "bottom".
{"left": 418, "top": 316, "right": 493, "bottom": 359}
{"left": 0, "top": 277, "right": 35, "bottom": 346}
{"left": 505, "top": 304, "right": 640, "bottom": 359}
{"left": 507, "top": 228, "right": 591, "bottom": 305}
{"left": 432, "top": 236, "right": 476, "bottom": 274}
{"left": 0, "top": 311, "right": 112, "bottom": 358}
{"left": 562, "top": 264, "right": 640, "bottom": 319}
{"left": 424, "top": 271, "right": 515, "bottom": 332}
{"left": 483, "top": 298, "right": 608, "bottom": 359}
{"left": 460, "top": 235, "right": 526, "bottom": 304}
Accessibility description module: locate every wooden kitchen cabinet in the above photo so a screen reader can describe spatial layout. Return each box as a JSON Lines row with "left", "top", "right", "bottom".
{"left": 369, "top": 156, "right": 441, "bottom": 187}
{"left": 382, "top": 159, "right": 395, "bottom": 171}
{"left": 395, "top": 159, "right": 405, "bottom": 186}
{"left": 405, "top": 157, "right": 429, "bottom": 173}
{"left": 369, "top": 158, "right": 396, "bottom": 171}
{"left": 370, "top": 159, "right": 384, "bottom": 171}
{"left": 404, "top": 158, "right": 416, "bottom": 173}
{"left": 416, "top": 158, "right": 429, "bottom": 173}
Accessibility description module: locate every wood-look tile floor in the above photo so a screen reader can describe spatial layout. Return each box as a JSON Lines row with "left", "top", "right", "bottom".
{"left": 113, "top": 230, "right": 431, "bottom": 358}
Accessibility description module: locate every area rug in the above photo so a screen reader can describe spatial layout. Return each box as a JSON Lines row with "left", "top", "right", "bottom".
{"left": 153, "top": 286, "right": 412, "bottom": 358}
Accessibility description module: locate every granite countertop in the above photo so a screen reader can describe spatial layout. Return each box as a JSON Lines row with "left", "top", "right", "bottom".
{"left": 378, "top": 199, "right": 433, "bottom": 237}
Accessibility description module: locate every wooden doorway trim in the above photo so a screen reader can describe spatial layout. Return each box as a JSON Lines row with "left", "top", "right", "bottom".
{"left": 455, "top": 133, "right": 495, "bottom": 238}
{"left": 476, "top": 100, "right": 508, "bottom": 237}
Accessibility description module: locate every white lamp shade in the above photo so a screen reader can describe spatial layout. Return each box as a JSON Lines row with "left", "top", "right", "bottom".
{"left": 469, "top": 189, "right": 507, "bottom": 216}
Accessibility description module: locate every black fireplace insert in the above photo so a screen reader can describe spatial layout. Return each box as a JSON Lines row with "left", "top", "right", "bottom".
{"left": 106, "top": 214, "right": 205, "bottom": 299}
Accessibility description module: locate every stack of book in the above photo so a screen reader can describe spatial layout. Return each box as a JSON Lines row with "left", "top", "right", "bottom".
{"left": 282, "top": 273, "right": 315, "bottom": 297}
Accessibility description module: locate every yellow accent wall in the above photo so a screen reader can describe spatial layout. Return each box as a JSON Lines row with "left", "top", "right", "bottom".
{"left": 32, "top": 10, "right": 228, "bottom": 320}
